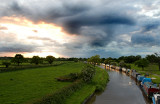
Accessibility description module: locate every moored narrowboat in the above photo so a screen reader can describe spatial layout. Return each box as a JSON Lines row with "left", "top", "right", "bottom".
{"left": 152, "top": 94, "right": 160, "bottom": 104}
{"left": 137, "top": 75, "right": 145, "bottom": 82}
{"left": 142, "top": 78, "right": 152, "bottom": 85}
{"left": 115, "top": 66, "right": 122, "bottom": 71}
{"left": 131, "top": 71, "right": 140, "bottom": 79}
{"left": 122, "top": 68, "right": 127, "bottom": 72}
{"left": 142, "top": 82, "right": 160, "bottom": 98}
{"left": 126, "top": 69, "right": 130, "bottom": 75}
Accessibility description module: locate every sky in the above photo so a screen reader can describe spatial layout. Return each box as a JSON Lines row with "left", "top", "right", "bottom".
{"left": 0, "top": 0, "right": 160, "bottom": 58}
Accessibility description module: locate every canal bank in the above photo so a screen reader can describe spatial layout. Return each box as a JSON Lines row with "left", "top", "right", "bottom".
{"left": 86, "top": 66, "right": 152, "bottom": 104}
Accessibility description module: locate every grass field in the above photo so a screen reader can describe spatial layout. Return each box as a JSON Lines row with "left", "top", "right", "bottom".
{"left": 0, "top": 62, "right": 84, "bottom": 104}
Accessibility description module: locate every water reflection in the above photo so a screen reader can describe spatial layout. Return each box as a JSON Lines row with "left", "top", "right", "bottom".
{"left": 86, "top": 66, "right": 152, "bottom": 104}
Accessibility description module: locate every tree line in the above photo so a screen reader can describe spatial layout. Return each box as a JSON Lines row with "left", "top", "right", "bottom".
{"left": 87, "top": 53, "right": 160, "bottom": 71}
{"left": 1, "top": 54, "right": 89, "bottom": 68}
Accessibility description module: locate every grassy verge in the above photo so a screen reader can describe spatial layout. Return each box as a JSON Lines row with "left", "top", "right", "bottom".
{"left": 65, "top": 66, "right": 109, "bottom": 104}
{"left": 0, "top": 62, "right": 84, "bottom": 104}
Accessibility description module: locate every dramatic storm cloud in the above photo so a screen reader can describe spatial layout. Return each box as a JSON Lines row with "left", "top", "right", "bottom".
{"left": 0, "top": 0, "right": 160, "bottom": 57}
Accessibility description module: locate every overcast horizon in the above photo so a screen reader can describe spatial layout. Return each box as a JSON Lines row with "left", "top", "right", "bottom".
{"left": 0, "top": 0, "right": 160, "bottom": 58}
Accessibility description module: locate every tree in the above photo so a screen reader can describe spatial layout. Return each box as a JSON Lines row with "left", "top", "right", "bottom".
{"left": 89, "top": 55, "right": 101, "bottom": 67}
{"left": 2, "top": 61, "right": 11, "bottom": 68}
{"left": 104, "top": 57, "right": 112, "bottom": 68}
{"left": 154, "top": 53, "right": 160, "bottom": 71}
{"left": 110, "top": 61, "right": 117, "bottom": 66}
{"left": 135, "top": 59, "right": 149, "bottom": 70}
{"left": 119, "top": 60, "right": 126, "bottom": 68}
{"left": 146, "top": 54, "right": 157, "bottom": 63}
{"left": 81, "top": 64, "right": 96, "bottom": 82}
{"left": 46, "top": 55, "right": 55, "bottom": 64}
{"left": 104, "top": 58, "right": 112, "bottom": 69}
{"left": 118, "top": 55, "right": 141, "bottom": 63}
{"left": 31, "top": 56, "right": 42, "bottom": 65}
{"left": 12, "top": 54, "right": 24, "bottom": 66}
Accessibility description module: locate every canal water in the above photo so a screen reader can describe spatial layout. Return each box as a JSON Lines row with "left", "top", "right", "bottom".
{"left": 86, "top": 66, "right": 152, "bottom": 104}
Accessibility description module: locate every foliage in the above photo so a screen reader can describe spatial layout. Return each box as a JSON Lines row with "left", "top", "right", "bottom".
{"left": 154, "top": 53, "right": 160, "bottom": 71}
{"left": 135, "top": 58, "right": 149, "bottom": 70}
{"left": 125, "top": 64, "right": 131, "bottom": 69}
{"left": 81, "top": 64, "right": 96, "bottom": 82}
{"left": 11, "top": 54, "right": 24, "bottom": 66}
{"left": 31, "top": 56, "right": 43, "bottom": 65}
{"left": 2, "top": 61, "right": 11, "bottom": 68}
{"left": 119, "top": 61, "right": 131, "bottom": 69}
{"left": 0, "top": 61, "right": 65, "bottom": 73}
{"left": 33, "top": 81, "right": 84, "bottom": 104}
{"left": 89, "top": 55, "right": 101, "bottom": 66}
{"left": 119, "top": 60, "right": 126, "bottom": 68}
{"left": 46, "top": 55, "right": 55, "bottom": 64}
{"left": 104, "top": 57, "right": 112, "bottom": 68}
{"left": 73, "top": 58, "right": 78, "bottom": 62}
{"left": 110, "top": 61, "right": 117, "bottom": 66}
{"left": 65, "top": 66, "right": 109, "bottom": 104}
{"left": 118, "top": 55, "right": 141, "bottom": 63}
{"left": 146, "top": 54, "right": 157, "bottom": 63}
{"left": 69, "top": 73, "right": 80, "bottom": 81}
{"left": 56, "top": 73, "right": 80, "bottom": 82}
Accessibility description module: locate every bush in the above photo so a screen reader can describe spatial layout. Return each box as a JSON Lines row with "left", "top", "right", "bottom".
{"left": 2, "top": 62, "right": 11, "bottom": 68}
{"left": 69, "top": 73, "right": 79, "bottom": 81}
{"left": 81, "top": 64, "right": 96, "bottom": 82}
{"left": 33, "top": 81, "right": 84, "bottom": 104}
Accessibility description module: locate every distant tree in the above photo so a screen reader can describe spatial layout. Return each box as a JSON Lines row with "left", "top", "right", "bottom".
{"left": 46, "top": 56, "right": 55, "bottom": 64}
{"left": 135, "top": 58, "right": 149, "bottom": 70}
{"left": 119, "top": 60, "right": 126, "bottom": 68}
{"left": 105, "top": 57, "right": 113, "bottom": 68}
{"left": 2, "top": 61, "right": 11, "bottom": 68}
{"left": 31, "top": 56, "right": 42, "bottom": 65}
{"left": 154, "top": 53, "right": 160, "bottom": 71}
{"left": 89, "top": 55, "right": 101, "bottom": 67}
{"left": 73, "top": 58, "right": 78, "bottom": 62}
{"left": 146, "top": 54, "right": 157, "bottom": 63}
{"left": 104, "top": 58, "right": 112, "bottom": 68}
{"left": 101, "top": 58, "right": 105, "bottom": 63}
{"left": 125, "top": 64, "right": 131, "bottom": 69}
{"left": 104, "top": 59, "right": 108, "bottom": 69}
{"left": 12, "top": 54, "right": 24, "bottom": 66}
{"left": 87, "top": 58, "right": 91, "bottom": 64}
{"left": 119, "top": 55, "right": 141, "bottom": 63}
{"left": 110, "top": 62, "right": 117, "bottom": 66}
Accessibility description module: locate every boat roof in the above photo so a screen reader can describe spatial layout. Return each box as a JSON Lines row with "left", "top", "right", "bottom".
{"left": 144, "top": 82, "right": 158, "bottom": 88}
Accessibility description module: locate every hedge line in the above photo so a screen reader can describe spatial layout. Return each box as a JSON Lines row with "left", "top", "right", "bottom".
{"left": 0, "top": 62, "right": 65, "bottom": 73}
{"left": 32, "top": 80, "right": 84, "bottom": 104}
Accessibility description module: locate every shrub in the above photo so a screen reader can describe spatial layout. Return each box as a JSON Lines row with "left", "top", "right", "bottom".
{"left": 81, "top": 64, "right": 96, "bottom": 82}
{"left": 33, "top": 81, "right": 84, "bottom": 104}
{"left": 2, "top": 62, "right": 11, "bottom": 68}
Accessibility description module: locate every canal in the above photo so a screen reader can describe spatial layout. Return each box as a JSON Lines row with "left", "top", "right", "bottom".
{"left": 86, "top": 66, "right": 152, "bottom": 104}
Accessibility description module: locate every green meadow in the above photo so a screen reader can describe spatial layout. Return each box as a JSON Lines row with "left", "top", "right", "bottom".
{"left": 0, "top": 62, "right": 109, "bottom": 104}
{"left": 0, "top": 62, "right": 83, "bottom": 104}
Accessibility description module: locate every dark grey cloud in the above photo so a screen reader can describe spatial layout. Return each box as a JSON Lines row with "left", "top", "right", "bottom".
{"left": 131, "top": 34, "right": 155, "bottom": 45}
{"left": 0, "top": 44, "right": 35, "bottom": 52}
{"left": 143, "top": 23, "right": 159, "bottom": 32}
